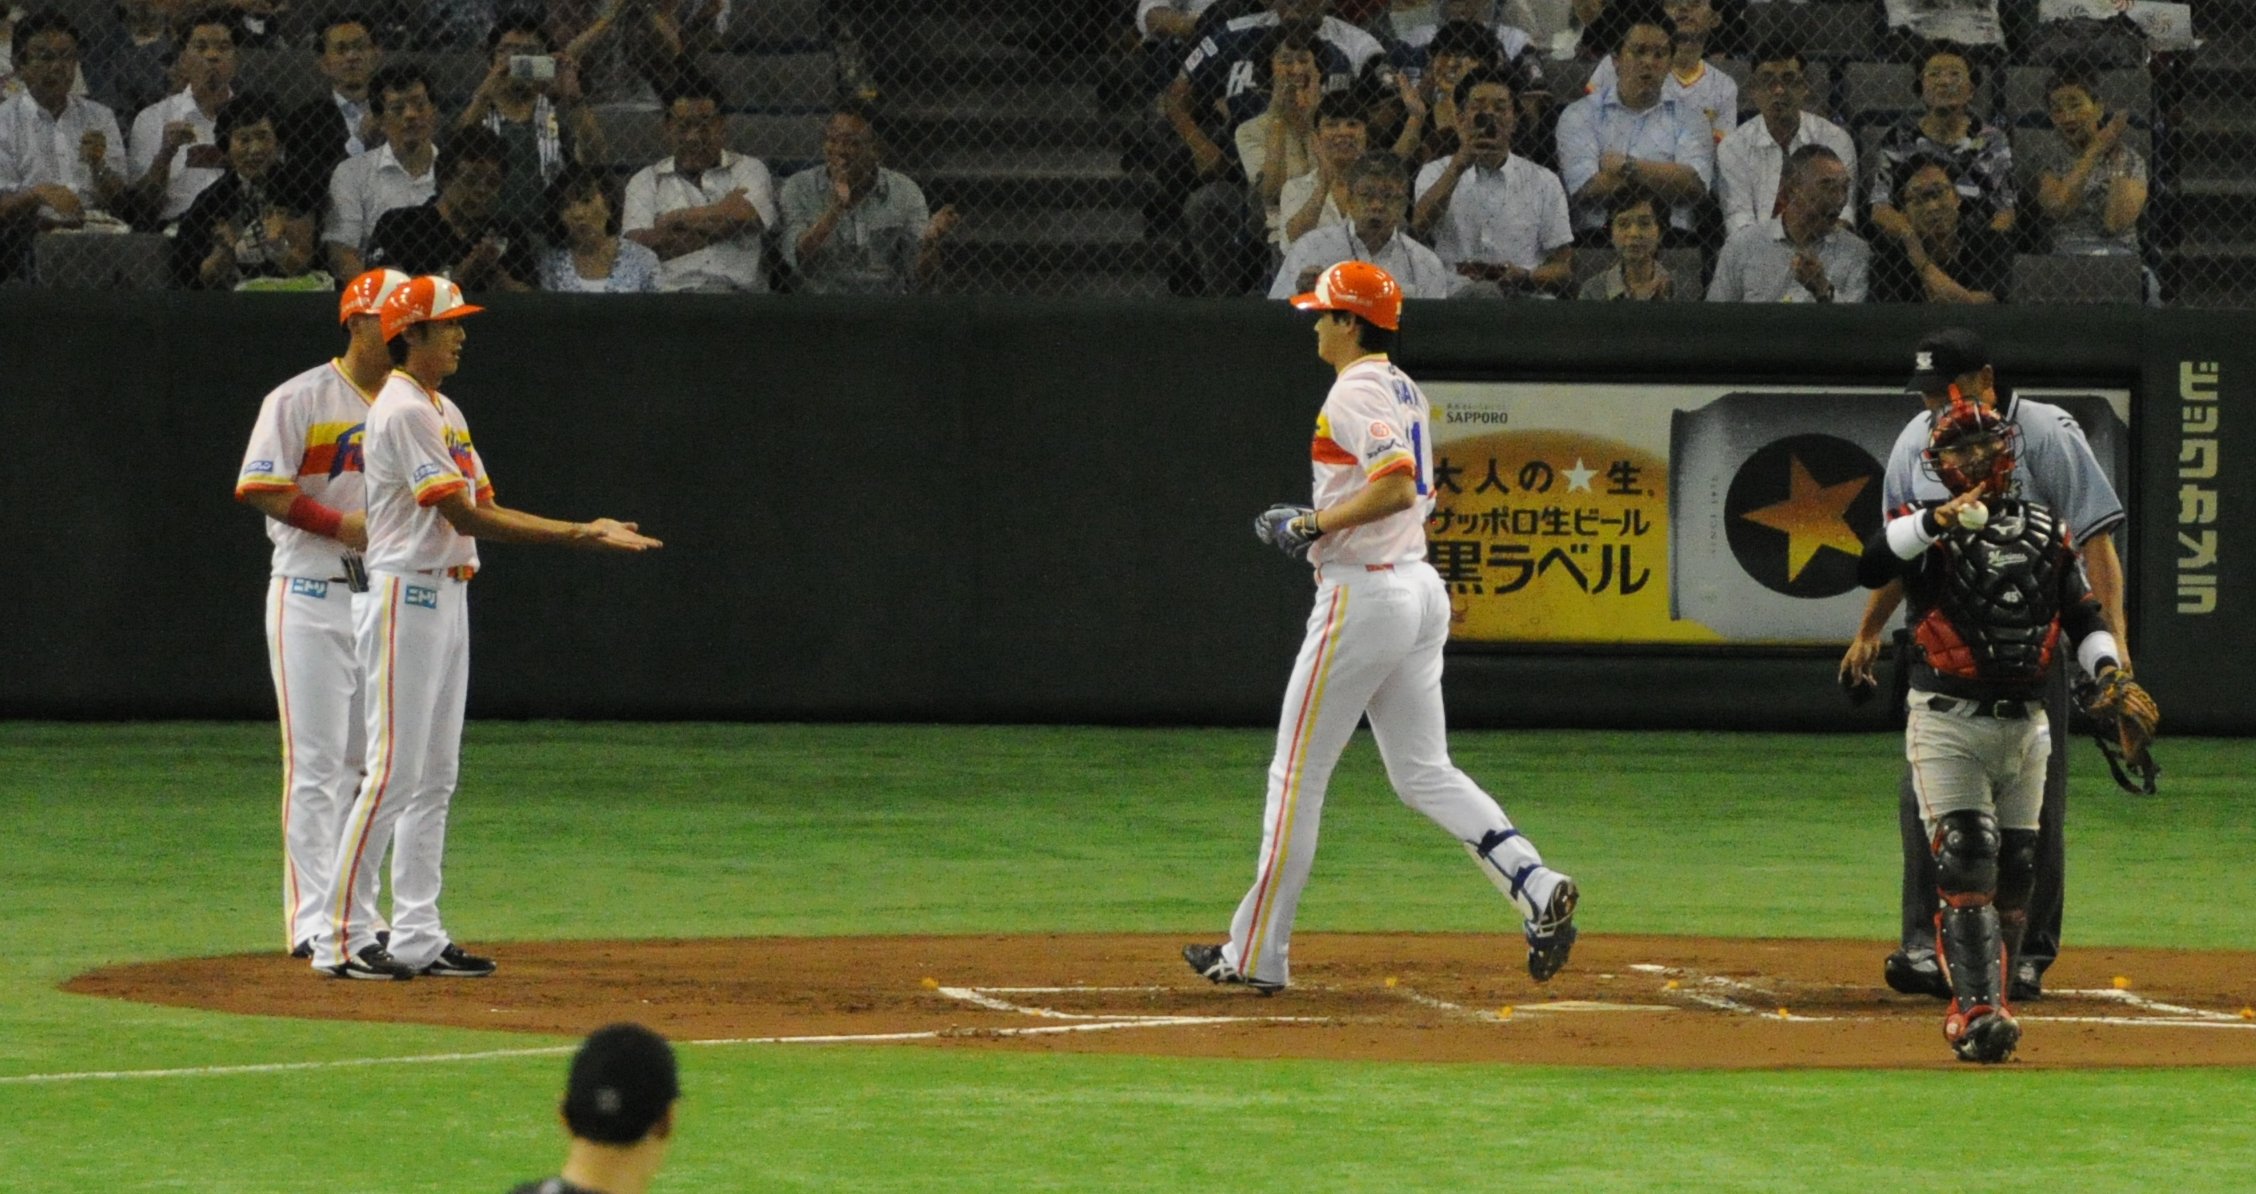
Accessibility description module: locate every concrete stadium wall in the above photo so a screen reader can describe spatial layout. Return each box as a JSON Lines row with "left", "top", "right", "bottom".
{"left": 2, "top": 293, "right": 2247, "bottom": 731}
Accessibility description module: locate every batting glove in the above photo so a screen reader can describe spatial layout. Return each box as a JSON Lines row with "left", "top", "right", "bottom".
{"left": 1254, "top": 503, "right": 1322, "bottom": 558}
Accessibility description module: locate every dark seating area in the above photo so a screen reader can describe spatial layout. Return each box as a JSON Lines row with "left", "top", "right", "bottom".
{"left": 3, "top": 0, "right": 2252, "bottom": 304}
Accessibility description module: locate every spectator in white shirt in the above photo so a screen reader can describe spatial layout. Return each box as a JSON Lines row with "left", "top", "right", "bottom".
{"left": 1235, "top": 29, "right": 1320, "bottom": 246}
{"left": 1411, "top": 66, "right": 1573, "bottom": 296}
{"left": 1271, "top": 151, "right": 1455, "bottom": 299}
{"left": 1279, "top": 93, "right": 1367, "bottom": 248}
{"left": 1585, "top": 0, "right": 1738, "bottom": 145}
{"left": 620, "top": 72, "right": 777, "bottom": 294}
{"left": 1554, "top": 11, "right": 1713, "bottom": 237}
{"left": 127, "top": 7, "right": 234, "bottom": 226}
{"left": 0, "top": 10, "right": 125, "bottom": 232}
{"left": 323, "top": 63, "right": 438, "bottom": 279}
{"left": 281, "top": 12, "right": 383, "bottom": 203}
{"left": 1708, "top": 143, "right": 1867, "bottom": 303}
{"left": 1715, "top": 41, "right": 1854, "bottom": 236}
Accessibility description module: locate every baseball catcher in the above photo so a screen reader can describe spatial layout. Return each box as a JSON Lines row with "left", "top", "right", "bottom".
{"left": 1856, "top": 399, "right": 2153, "bottom": 1064}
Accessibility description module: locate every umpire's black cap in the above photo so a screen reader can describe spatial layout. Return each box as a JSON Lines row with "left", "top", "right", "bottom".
{"left": 562, "top": 1023, "right": 679, "bottom": 1145}
{"left": 1905, "top": 328, "right": 1990, "bottom": 393}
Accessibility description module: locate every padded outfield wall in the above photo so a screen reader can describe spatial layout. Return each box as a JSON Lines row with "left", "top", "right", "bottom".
{"left": 1, "top": 294, "right": 2246, "bottom": 731}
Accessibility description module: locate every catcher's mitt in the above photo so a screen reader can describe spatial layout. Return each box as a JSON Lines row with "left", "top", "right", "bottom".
{"left": 2079, "top": 666, "right": 2161, "bottom": 794}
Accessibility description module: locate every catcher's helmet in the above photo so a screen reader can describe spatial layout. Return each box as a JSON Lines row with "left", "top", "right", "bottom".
{"left": 1291, "top": 260, "right": 1403, "bottom": 331}
{"left": 1922, "top": 399, "right": 2018, "bottom": 497}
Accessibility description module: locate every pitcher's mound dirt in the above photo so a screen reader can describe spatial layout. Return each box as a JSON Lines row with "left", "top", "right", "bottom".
{"left": 64, "top": 933, "right": 2256, "bottom": 1069}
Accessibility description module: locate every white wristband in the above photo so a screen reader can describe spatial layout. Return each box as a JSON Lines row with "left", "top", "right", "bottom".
{"left": 1886, "top": 511, "right": 1938, "bottom": 560}
{"left": 2078, "top": 632, "right": 2121, "bottom": 678}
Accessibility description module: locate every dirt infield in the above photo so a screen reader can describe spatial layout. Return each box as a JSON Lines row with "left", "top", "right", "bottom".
{"left": 64, "top": 933, "right": 2256, "bottom": 1069}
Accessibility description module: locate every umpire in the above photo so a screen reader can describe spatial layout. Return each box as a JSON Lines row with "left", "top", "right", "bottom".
{"left": 1840, "top": 328, "right": 2129, "bottom": 1001}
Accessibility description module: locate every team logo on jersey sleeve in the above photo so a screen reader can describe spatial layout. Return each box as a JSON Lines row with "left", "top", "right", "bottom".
{"left": 243, "top": 459, "right": 275, "bottom": 475}
{"left": 413, "top": 462, "right": 447, "bottom": 483}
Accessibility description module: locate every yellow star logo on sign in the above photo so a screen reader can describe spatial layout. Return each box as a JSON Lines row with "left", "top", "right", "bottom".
{"left": 1739, "top": 455, "right": 1870, "bottom": 582}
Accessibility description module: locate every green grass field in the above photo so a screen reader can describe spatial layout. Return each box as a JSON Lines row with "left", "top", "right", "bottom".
{"left": 3, "top": 722, "right": 2252, "bottom": 1192}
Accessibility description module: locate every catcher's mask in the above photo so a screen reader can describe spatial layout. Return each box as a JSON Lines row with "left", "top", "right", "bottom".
{"left": 1922, "top": 395, "right": 2018, "bottom": 498}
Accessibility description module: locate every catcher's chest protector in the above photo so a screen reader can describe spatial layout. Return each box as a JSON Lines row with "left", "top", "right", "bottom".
{"left": 1914, "top": 502, "right": 2073, "bottom": 682}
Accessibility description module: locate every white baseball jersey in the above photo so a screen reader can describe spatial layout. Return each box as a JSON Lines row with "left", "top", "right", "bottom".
{"left": 235, "top": 360, "right": 379, "bottom": 578}
{"left": 362, "top": 371, "right": 491, "bottom": 576}
{"left": 1215, "top": 351, "right": 1568, "bottom": 990}
{"left": 1307, "top": 357, "right": 1434, "bottom": 569}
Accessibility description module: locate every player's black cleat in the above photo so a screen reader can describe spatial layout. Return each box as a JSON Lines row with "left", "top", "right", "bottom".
{"left": 421, "top": 942, "right": 497, "bottom": 978}
{"left": 1525, "top": 878, "right": 1579, "bottom": 983}
{"left": 1884, "top": 948, "right": 1953, "bottom": 999}
{"left": 327, "top": 943, "right": 415, "bottom": 981}
{"left": 1182, "top": 944, "right": 1283, "bottom": 995}
{"left": 289, "top": 940, "right": 313, "bottom": 960}
{"left": 2009, "top": 960, "right": 2043, "bottom": 1002}
{"left": 1949, "top": 1008, "right": 2021, "bottom": 1064}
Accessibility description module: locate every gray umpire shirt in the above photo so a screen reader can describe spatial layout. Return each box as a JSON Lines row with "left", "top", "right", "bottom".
{"left": 1882, "top": 391, "right": 2126, "bottom": 545}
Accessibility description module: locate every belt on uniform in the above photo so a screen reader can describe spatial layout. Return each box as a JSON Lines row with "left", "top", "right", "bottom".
{"left": 1921, "top": 695, "right": 2033, "bottom": 719}
{"left": 411, "top": 566, "right": 478, "bottom": 582}
{"left": 1363, "top": 564, "right": 1394, "bottom": 572}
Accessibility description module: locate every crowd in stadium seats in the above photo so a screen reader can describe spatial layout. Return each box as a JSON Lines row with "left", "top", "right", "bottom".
{"left": 0, "top": 0, "right": 2183, "bottom": 303}
{"left": 1140, "top": 0, "right": 2170, "bottom": 305}
{"left": 0, "top": 0, "right": 948, "bottom": 292}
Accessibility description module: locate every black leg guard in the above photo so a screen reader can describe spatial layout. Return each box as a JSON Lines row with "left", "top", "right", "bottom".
{"left": 1997, "top": 828, "right": 2038, "bottom": 1001}
{"left": 1931, "top": 810, "right": 2004, "bottom": 1009}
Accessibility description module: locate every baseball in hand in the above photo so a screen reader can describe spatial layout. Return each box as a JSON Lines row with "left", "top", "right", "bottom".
{"left": 1958, "top": 501, "right": 1989, "bottom": 531}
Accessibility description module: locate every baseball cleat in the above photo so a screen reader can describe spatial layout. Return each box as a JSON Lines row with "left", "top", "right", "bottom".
{"left": 1947, "top": 1007, "right": 2021, "bottom": 1064}
{"left": 326, "top": 943, "right": 415, "bottom": 981}
{"left": 2009, "top": 960, "right": 2044, "bottom": 1003}
{"left": 421, "top": 942, "right": 497, "bottom": 978}
{"left": 1884, "top": 948, "right": 1953, "bottom": 999}
{"left": 1181, "top": 944, "right": 1283, "bottom": 995}
{"left": 289, "top": 940, "right": 313, "bottom": 960}
{"left": 1525, "top": 877, "right": 1579, "bottom": 983}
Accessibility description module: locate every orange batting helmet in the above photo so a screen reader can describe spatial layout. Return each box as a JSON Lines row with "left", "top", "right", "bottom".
{"left": 380, "top": 275, "right": 484, "bottom": 342}
{"left": 338, "top": 268, "right": 410, "bottom": 325}
{"left": 1290, "top": 260, "right": 1403, "bottom": 331}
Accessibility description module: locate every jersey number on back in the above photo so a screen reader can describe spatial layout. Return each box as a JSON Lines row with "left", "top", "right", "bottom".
{"left": 1394, "top": 379, "right": 1428, "bottom": 497}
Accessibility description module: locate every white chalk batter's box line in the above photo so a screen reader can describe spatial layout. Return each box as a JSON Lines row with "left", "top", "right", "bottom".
{"left": 1627, "top": 964, "right": 2256, "bottom": 1027}
{"left": 7, "top": 970, "right": 2249, "bottom": 1086}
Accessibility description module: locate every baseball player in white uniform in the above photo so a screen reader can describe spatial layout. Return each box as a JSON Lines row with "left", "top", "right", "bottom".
{"left": 314, "top": 275, "right": 661, "bottom": 981}
{"left": 235, "top": 268, "right": 409, "bottom": 959}
{"left": 1185, "top": 260, "right": 1579, "bottom": 994}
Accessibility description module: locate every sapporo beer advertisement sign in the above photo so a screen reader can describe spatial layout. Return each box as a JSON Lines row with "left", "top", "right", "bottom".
{"left": 1426, "top": 382, "right": 2130, "bottom": 646}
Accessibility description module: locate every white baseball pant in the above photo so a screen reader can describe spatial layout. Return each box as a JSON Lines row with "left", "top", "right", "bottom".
{"left": 1906, "top": 694, "right": 2050, "bottom": 832}
{"left": 1223, "top": 560, "right": 1564, "bottom": 987}
{"left": 315, "top": 572, "right": 470, "bottom": 973}
{"left": 266, "top": 576, "right": 370, "bottom": 952}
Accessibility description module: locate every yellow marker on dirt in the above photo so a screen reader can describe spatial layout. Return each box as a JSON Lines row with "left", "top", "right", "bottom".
{"left": 2112, "top": 976, "right": 2132, "bottom": 990}
{"left": 921, "top": 976, "right": 940, "bottom": 990}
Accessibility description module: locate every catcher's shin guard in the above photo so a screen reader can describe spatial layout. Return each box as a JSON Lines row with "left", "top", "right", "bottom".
{"left": 1996, "top": 827, "right": 2038, "bottom": 998}
{"left": 1931, "top": 809, "right": 2001, "bottom": 898}
{"left": 1931, "top": 809, "right": 2009, "bottom": 1048}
